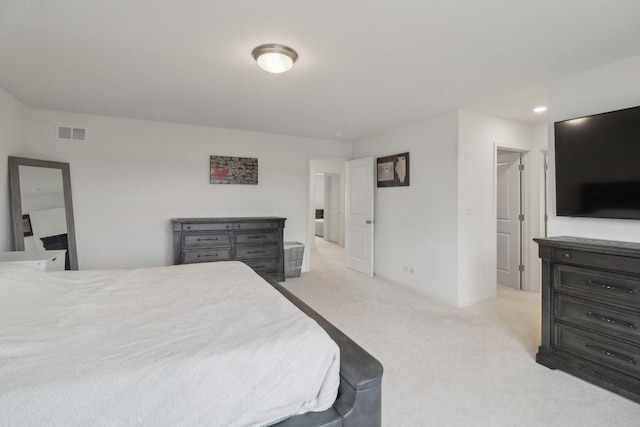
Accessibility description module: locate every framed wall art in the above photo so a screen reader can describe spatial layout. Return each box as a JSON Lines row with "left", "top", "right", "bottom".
{"left": 210, "top": 155, "right": 258, "bottom": 185}
{"left": 376, "top": 152, "right": 409, "bottom": 187}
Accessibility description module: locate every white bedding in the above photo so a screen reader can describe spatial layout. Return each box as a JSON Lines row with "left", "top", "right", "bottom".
{"left": 0, "top": 261, "right": 340, "bottom": 426}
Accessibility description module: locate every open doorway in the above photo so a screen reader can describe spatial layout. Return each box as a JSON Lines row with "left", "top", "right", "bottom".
{"left": 308, "top": 159, "right": 346, "bottom": 272}
{"left": 314, "top": 173, "right": 341, "bottom": 244}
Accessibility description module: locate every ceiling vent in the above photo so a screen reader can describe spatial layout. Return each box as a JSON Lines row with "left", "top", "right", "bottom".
{"left": 57, "top": 126, "right": 87, "bottom": 141}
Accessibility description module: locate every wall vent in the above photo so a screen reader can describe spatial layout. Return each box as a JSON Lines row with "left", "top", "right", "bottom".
{"left": 57, "top": 126, "right": 87, "bottom": 141}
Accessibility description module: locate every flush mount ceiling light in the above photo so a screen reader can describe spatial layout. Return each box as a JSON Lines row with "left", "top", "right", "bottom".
{"left": 252, "top": 44, "right": 298, "bottom": 74}
{"left": 533, "top": 106, "right": 547, "bottom": 113}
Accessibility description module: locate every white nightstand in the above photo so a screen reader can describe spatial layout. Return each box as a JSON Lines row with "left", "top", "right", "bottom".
{"left": 0, "top": 250, "right": 67, "bottom": 271}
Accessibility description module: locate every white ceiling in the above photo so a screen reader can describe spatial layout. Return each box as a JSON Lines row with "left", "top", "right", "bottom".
{"left": 1, "top": 1, "right": 639, "bottom": 141}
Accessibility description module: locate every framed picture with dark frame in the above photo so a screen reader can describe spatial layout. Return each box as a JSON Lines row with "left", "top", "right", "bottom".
{"left": 377, "top": 152, "right": 410, "bottom": 187}
{"left": 22, "top": 214, "right": 33, "bottom": 237}
{"left": 210, "top": 155, "right": 258, "bottom": 185}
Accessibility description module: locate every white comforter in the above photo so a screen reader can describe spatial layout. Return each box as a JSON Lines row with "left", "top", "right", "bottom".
{"left": 0, "top": 261, "right": 340, "bottom": 426}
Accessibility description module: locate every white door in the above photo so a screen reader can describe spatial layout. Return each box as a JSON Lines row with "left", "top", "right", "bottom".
{"left": 346, "top": 157, "right": 374, "bottom": 276}
{"left": 496, "top": 151, "right": 521, "bottom": 289}
{"left": 325, "top": 174, "right": 340, "bottom": 243}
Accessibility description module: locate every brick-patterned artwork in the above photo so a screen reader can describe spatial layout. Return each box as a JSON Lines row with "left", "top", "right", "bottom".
{"left": 210, "top": 155, "right": 258, "bottom": 185}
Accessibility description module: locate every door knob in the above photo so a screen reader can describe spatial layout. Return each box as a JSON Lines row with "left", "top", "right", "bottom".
{"left": 366, "top": 220, "right": 374, "bottom": 224}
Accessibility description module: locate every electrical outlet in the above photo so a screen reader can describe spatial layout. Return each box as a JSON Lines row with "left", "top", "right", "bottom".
{"left": 408, "top": 266, "right": 416, "bottom": 274}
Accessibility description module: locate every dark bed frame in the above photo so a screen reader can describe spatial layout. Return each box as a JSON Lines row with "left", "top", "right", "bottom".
{"left": 260, "top": 274, "right": 383, "bottom": 427}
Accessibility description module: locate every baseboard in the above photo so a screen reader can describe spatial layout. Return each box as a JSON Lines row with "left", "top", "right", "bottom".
{"left": 457, "top": 294, "right": 496, "bottom": 308}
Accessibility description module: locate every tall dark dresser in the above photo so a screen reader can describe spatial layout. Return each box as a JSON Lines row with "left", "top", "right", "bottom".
{"left": 535, "top": 236, "right": 640, "bottom": 403}
{"left": 172, "top": 217, "right": 286, "bottom": 282}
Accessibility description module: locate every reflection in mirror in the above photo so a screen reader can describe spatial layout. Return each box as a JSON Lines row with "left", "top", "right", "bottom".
{"left": 8, "top": 157, "right": 78, "bottom": 270}
{"left": 19, "top": 166, "right": 67, "bottom": 251}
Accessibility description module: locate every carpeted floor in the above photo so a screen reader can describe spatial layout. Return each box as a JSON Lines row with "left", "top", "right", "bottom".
{"left": 283, "top": 238, "right": 640, "bottom": 426}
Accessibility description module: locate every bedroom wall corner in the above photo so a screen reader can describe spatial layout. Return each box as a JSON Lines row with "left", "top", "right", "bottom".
{"left": 0, "top": 88, "right": 29, "bottom": 251}
{"left": 352, "top": 111, "right": 460, "bottom": 306}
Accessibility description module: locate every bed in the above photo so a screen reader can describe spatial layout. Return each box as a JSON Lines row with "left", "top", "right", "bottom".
{"left": 0, "top": 260, "right": 382, "bottom": 426}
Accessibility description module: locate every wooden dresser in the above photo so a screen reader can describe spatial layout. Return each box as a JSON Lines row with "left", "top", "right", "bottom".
{"left": 534, "top": 236, "right": 640, "bottom": 403}
{"left": 172, "top": 217, "right": 286, "bottom": 282}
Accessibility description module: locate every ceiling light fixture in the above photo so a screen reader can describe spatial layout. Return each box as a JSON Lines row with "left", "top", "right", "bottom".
{"left": 533, "top": 106, "right": 547, "bottom": 113}
{"left": 252, "top": 44, "right": 298, "bottom": 74}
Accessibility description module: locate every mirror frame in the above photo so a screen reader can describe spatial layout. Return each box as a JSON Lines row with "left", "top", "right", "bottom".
{"left": 8, "top": 156, "right": 79, "bottom": 270}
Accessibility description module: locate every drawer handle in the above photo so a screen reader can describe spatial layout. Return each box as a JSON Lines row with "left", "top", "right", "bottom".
{"left": 197, "top": 237, "right": 219, "bottom": 242}
{"left": 247, "top": 236, "right": 266, "bottom": 239}
{"left": 586, "top": 280, "right": 638, "bottom": 295}
{"left": 586, "top": 311, "right": 638, "bottom": 329}
{"left": 247, "top": 250, "right": 266, "bottom": 254}
{"left": 563, "top": 252, "right": 571, "bottom": 259}
{"left": 197, "top": 253, "right": 218, "bottom": 258}
{"left": 585, "top": 343, "right": 637, "bottom": 365}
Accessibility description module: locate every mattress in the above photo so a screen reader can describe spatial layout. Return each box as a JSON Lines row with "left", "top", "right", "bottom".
{"left": 0, "top": 261, "right": 340, "bottom": 426}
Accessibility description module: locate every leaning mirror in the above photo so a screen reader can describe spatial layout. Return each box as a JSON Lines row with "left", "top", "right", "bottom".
{"left": 8, "top": 157, "right": 78, "bottom": 270}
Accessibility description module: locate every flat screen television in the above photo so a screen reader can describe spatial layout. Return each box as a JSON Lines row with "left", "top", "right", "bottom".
{"left": 554, "top": 105, "right": 640, "bottom": 220}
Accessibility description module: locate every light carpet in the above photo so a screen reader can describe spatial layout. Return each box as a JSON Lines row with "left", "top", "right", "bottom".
{"left": 283, "top": 238, "right": 640, "bottom": 426}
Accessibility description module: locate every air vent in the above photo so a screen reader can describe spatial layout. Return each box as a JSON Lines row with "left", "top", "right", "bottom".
{"left": 57, "top": 126, "right": 87, "bottom": 141}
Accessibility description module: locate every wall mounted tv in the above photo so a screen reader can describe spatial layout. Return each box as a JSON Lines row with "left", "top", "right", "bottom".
{"left": 554, "top": 105, "right": 640, "bottom": 220}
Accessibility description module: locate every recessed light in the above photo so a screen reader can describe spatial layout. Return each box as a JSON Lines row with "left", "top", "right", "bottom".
{"left": 533, "top": 106, "right": 547, "bottom": 113}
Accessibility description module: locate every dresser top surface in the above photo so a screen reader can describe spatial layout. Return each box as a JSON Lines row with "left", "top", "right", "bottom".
{"left": 534, "top": 236, "right": 640, "bottom": 257}
{"left": 172, "top": 217, "right": 286, "bottom": 223}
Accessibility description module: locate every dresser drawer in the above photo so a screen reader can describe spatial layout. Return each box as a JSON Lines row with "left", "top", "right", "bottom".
{"left": 182, "top": 249, "right": 231, "bottom": 263}
{"left": 235, "top": 231, "right": 277, "bottom": 245}
{"left": 555, "top": 324, "right": 640, "bottom": 381}
{"left": 183, "top": 233, "right": 231, "bottom": 247}
{"left": 173, "top": 217, "right": 286, "bottom": 282}
{"left": 242, "top": 258, "right": 278, "bottom": 273}
{"left": 182, "top": 223, "right": 233, "bottom": 232}
{"left": 555, "top": 264, "right": 640, "bottom": 308}
{"left": 552, "top": 248, "right": 640, "bottom": 275}
{"left": 234, "top": 222, "right": 278, "bottom": 230}
{"left": 555, "top": 295, "right": 640, "bottom": 339}
{"left": 235, "top": 245, "right": 278, "bottom": 260}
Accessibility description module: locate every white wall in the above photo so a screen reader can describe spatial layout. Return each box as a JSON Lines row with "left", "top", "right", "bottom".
{"left": 547, "top": 54, "right": 640, "bottom": 242}
{"left": 457, "top": 111, "right": 535, "bottom": 306}
{"left": 21, "top": 109, "right": 351, "bottom": 269}
{"left": 0, "top": 89, "right": 29, "bottom": 251}
{"left": 315, "top": 174, "right": 325, "bottom": 209}
{"left": 353, "top": 112, "right": 460, "bottom": 306}
{"left": 529, "top": 122, "right": 549, "bottom": 293}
